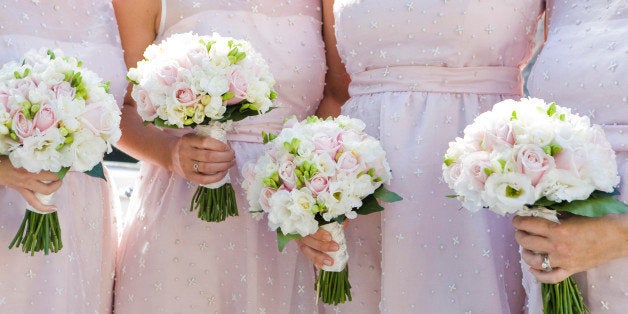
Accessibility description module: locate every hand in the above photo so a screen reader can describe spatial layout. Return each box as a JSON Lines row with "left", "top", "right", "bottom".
{"left": 171, "top": 133, "right": 236, "bottom": 185}
{"left": 296, "top": 227, "right": 339, "bottom": 269}
{"left": 0, "top": 156, "right": 62, "bottom": 213}
{"left": 513, "top": 214, "right": 628, "bottom": 284}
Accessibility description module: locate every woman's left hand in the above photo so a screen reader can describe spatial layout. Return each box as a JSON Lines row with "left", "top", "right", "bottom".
{"left": 513, "top": 214, "right": 628, "bottom": 284}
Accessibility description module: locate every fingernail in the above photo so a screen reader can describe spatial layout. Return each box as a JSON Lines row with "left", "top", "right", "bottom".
{"left": 323, "top": 235, "right": 332, "bottom": 241}
{"left": 323, "top": 259, "right": 332, "bottom": 266}
{"left": 330, "top": 244, "right": 339, "bottom": 251}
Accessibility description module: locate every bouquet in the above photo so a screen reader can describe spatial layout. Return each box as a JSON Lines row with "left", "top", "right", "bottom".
{"left": 128, "top": 32, "right": 276, "bottom": 222}
{"left": 242, "top": 116, "right": 402, "bottom": 305}
{"left": 0, "top": 48, "right": 121, "bottom": 255}
{"left": 442, "top": 98, "right": 628, "bottom": 314}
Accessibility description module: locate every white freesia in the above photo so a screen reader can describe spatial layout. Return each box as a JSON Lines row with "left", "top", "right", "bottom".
{"left": 483, "top": 172, "right": 536, "bottom": 214}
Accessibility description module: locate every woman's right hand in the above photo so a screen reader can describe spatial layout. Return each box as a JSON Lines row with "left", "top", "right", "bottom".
{"left": 0, "top": 156, "right": 62, "bottom": 213}
{"left": 296, "top": 228, "right": 339, "bottom": 269}
{"left": 170, "top": 133, "right": 236, "bottom": 185}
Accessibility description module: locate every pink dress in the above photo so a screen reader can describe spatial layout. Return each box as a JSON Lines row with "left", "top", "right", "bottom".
{"left": 114, "top": 1, "right": 328, "bottom": 313}
{"left": 0, "top": 1, "right": 126, "bottom": 312}
{"left": 524, "top": 1, "right": 628, "bottom": 313}
{"left": 333, "top": 1, "right": 544, "bottom": 312}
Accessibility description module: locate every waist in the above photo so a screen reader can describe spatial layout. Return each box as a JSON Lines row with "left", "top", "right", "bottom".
{"left": 348, "top": 65, "right": 523, "bottom": 96}
{"left": 162, "top": 122, "right": 284, "bottom": 144}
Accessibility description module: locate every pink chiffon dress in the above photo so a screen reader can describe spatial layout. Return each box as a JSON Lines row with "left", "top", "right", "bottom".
{"left": 333, "top": 0, "right": 544, "bottom": 312}
{"left": 523, "top": 1, "right": 628, "bottom": 313}
{"left": 0, "top": 0, "right": 126, "bottom": 312}
{"left": 114, "top": 1, "right": 330, "bottom": 313}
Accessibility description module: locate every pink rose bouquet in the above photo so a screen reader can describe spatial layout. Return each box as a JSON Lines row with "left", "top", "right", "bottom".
{"left": 242, "top": 116, "right": 402, "bottom": 305}
{"left": 127, "top": 32, "right": 276, "bottom": 222}
{"left": 442, "top": 98, "right": 628, "bottom": 314}
{"left": 0, "top": 48, "right": 121, "bottom": 255}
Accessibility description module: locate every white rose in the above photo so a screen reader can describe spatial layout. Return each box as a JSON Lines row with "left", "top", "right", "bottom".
{"left": 483, "top": 172, "right": 536, "bottom": 215}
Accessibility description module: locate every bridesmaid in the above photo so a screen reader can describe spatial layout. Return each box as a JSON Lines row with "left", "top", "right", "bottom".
{"left": 304, "top": 0, "right": 545, "bottom": 312}
{"left": 112, "top": 0, "right": 328, "bottom": 312}
{"left": 514, "top": 1, "right": 628, "bottom": 313}
{"left": 0, "top": 0, "right": 126, "bottom": 312}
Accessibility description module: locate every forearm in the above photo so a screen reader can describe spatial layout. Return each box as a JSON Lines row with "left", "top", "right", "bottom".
{"left": 116, "top": 104, "right": 178, "bottom": 172}
{"left": 315, "top": 96, "right": 343, "bottom": 118}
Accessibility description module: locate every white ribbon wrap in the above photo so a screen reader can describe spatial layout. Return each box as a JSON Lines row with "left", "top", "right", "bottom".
{"left": 320, "top": 222, "right": 349, "bottom": 272}
{"left": 26, "top": 187, "right": 57, "bottom": 215}
{"left": 515, "top": 206, "right": 560, "bottom": 224}
{"left": 194, "top": 121, "right": 233, "bottom": 189}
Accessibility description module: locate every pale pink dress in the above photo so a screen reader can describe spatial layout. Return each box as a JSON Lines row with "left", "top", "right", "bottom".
{"left": 523, "top": 1, "right": 628, "bottom": 313}
{"left": 114, "top": 1, "right": 329, "bottom": 313}
{"left": 0, "top": 1, "right": 126, "bottom": 312}
{"left": 333, "top": 1, "right": 544, "bottom": 313}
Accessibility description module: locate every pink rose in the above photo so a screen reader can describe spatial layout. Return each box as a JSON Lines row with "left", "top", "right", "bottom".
{"left": 554, "top": 147, "right": 585, "bottom": 177}
{"left": 51, "top": 81, "right": 75, "bottom": 99}
{"left": 157, "top": 64, "right": 179, "bottom": 87}
{"left": 479, "top": 124, "right": 514, "bottom": 151}
{"left": 33, "top": 102, "right": 57, "bottom": 133}
{"left": 173, "top": 83, "right": 198, "bottom": 106}
{"left": 306, "top": 174, "right": 329, "bottom": 196}
{"left": 312, "top": 132, "right": 342, "bottom": 159}
{"left": 336, "top": 151, "right": 361, "bottom": 173}
{"left": 0, "top": 89, "right": 9, "bottom": 111}
{"left": 11, "top": 77, "right": 36, "bottom": 97}
{"left": 278, "top": 155, "right": 297, "bottom": 191}
{"left": 79, "top": 101, "right": 119, "bottom": 136}
{"left": 225, "top": 69, "right": 248, "bottom": 105}
{"left": 515, "top": 144, "right": 555, "bottom": 186}
{"left": 132, "top": 87, "right": 158, "bottom": 120}
{"left": 461, "top": 151, "right": 491, "bottom": 189}
{"left": 258, "top": 187, "right": 275, "bottom": 212}
{"left": 12, "top": 110, "right": 35, "bottom": 140}
{"left": 186, "top": 46, "right": 209, "bottom": 66}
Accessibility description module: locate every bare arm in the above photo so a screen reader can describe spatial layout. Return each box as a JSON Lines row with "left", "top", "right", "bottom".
{"left": 113, "top": 0, "right": 235, "bottom": 184}
{"left": 315, "top": 0, "right": 350, "bottom": 119}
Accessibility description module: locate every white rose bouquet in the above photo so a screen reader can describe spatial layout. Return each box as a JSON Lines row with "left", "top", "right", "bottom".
{"left": 442, "top": 98, "right": 628, "bottom": 314}
{"left": 242, "top": 116, "right": 402, "bottom": 305}
{"left": 0, "top": 48, "right": 121, "bottom": 255}
{"left": 127, "top": 32, "right": 276, "bottom": 222}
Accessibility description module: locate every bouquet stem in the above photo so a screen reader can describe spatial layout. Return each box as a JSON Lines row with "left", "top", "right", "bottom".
{"left": 542, "top": 276, "right": 587, "bottom": 314}
{"left": 316, "top": 222, "right": 351, "bottom": 305}
{"left": 190, "top": 183, "right": 238, "bottom": 222}
{"left": 316, "top": 266, "right": 352, "bottom": 305}
{"left": 189, "top": 122, "right": 238, "bottom": 222}
{"left": 9, "top": 210, "right": 63, "bottom": 255}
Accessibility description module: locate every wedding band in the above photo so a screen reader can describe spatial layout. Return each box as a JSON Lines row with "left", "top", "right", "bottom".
{"left": 193, "top": 161, "right": 200, "bottom": 173}
{"left": 541, "top": 255, "right": 552, "bottom": 272}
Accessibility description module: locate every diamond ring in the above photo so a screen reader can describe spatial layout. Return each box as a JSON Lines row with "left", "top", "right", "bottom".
{"left": 193, "top": 161, "right": 200, "bottom": 173}
{"left": 541, "top": 254, "right": 552, "bottom": 272}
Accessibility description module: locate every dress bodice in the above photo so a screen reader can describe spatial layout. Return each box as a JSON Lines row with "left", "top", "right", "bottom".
{"left": 335, "top": 0, "right": 544, "bottom": 73}
{"left": 0, "top": 0, "right": 127, "bottom": 107}
{"left": 527, "top": 0, "right": 627, "bottom": 152}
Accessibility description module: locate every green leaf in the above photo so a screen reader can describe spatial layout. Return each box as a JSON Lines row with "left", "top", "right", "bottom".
{"left": 56, "top": 167, "right": 70, "bottom": 180}
{"left": 354, "top": 194, "right": 384, "bottom": 216}
{"left": 549, "top": 191, "right": 628, "bottom": 218}
{"left": 85, "top": 162, "right": 107, "bottom": 181}
{"left": 373, "top": 186, "right": 403, "bottom": 203}
{"left": 277, "top": 229, "right": 302, "bottom": 252}
{"left": 533, "top": 197, "right": 555, "bottom": 207}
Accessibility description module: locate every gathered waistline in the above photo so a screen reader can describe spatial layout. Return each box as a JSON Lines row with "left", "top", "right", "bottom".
{"left": 349, "top": 65, "right": 523, "bottom": 96}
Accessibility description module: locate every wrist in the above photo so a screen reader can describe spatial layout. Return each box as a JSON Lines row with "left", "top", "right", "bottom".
{"left": 618, "top": 213, "right": 628, "bottom": 258}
